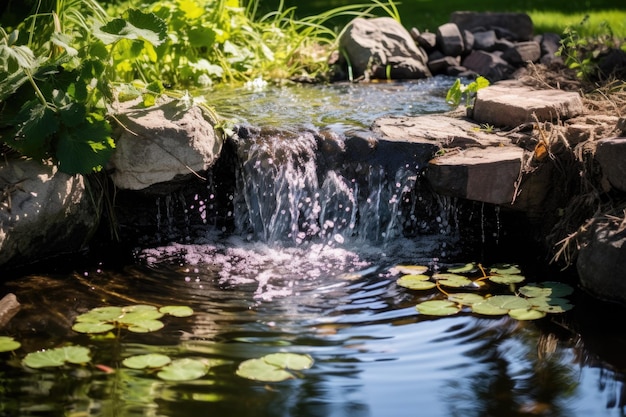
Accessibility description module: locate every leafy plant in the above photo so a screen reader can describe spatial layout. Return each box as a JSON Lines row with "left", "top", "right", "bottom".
{"left": 236, "top": 352, "right": 314, "bottom": 382}
{"left": 23, "top": 345, "right": 91, "bottom": 368}
{"left": 395, "top": 262, "right": 574, "bottom": 320}
{"left": 445, "top": 76, "right": 490, "bottom": 108}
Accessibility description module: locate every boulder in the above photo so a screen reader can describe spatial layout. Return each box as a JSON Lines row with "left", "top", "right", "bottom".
{"left": 462, "top": 50, "right": 514, "bottom": 82}
{"left": 450, "top": 11, "right": 534, "bottom": 41}
{"left": 0, "top": 159, "right": 98, "bottom": 268}
{"left": 437, "top": 23, "right": 464, "bottom": 56}
{"left": 594, "top": 137, "right": 626, "bottom": 193}
{"left": 109, "top": 98, "right": 222, "bottom": 192}
{"left": 338, "top": 17, "right": 431, "bottom": 80}
{"left": 501, "top": 41, "right": 542, "bottom": 65}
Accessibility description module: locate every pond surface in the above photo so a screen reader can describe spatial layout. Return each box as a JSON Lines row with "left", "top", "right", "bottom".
{"left": 1, "top": 77, "right": 625, "bottom": 417}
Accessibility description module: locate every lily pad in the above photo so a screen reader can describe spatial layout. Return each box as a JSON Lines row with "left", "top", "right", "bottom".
{"left": 528, "top": 297, "right": 574, "bottom": 313}
{"left": 396, "top": 275, "right": 436, "bottom": 290}
{"left": 394, "top": 265, "right": 429, "bottom": 275}
{"left": 433, "top": 273, "right": 473, "bottom": 288}
{"left": 126, "top": 319, "right": 165, "bottom": 333}
{"left": 236, "top": 358, "right": 294, "bottom": 382}
{"left": 416, "top": 300, "right": 460, "bottom": 316}
{"left": 489, "top": 274, "right": 526, "bottom": 285}
{"left": 157, "top": 358, "right": 209, "bottom": 381}
{"left": 447, "top": 263, "right": 477, "bottom": 274}
{"left": 72, "top": 321, "right": 116, "bottom": 334}
{"left": 447, "top": 293, "right": 485, "bottom": 305}
{"left": 471, "top": 302, "right": 509, "bottom": 316}
{"left": 508, "top": 308, "right": 547, "bottom": 320}
{"left": 160, "top": 305, "right": 194, "bottom": 317}
{"left": 75, "top": 306, "right": 123, "bottom": 323}
{"left": 123, "top": 353, "right": 172, "bottom": 369}
{"left": 0, "top": 336, "right": 21, "bottom": 352}
{"left": 486, "top": 295, "right": 531, "bottom": 310}
{"left": 519, "top": 282, "right": 574, "bottom": 298}
{"left": 489, "top": 264, "right": 522, "bottom": 275}
{"left": 263, "top": 353, "right": 314, "bottom": 371}
{"left": 23, "top": 345, "right": 91, "bottom": 368}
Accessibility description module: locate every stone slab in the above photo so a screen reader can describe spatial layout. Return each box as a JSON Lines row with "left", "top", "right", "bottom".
{"left": 473, "top": 82, "right": 584, "bottom": 127}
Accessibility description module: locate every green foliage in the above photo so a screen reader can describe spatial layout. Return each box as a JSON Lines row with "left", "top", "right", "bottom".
{"left": 445, "top": 76, "right": 490, "bottom": 108}
{"left": 396, "top": 262, "right": 575, "bottom": 320}
{"left": 236, "top": 353, "right": 314, "bottom": 382}
{"left": 23, "top": 345, "right": 91, "bottom": 368}
{"left": 0, "top": 336, "right": 21, "bottom": 352}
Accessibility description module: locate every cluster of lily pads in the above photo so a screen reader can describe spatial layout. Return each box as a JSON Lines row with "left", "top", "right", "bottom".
{"left": 0, "top": 303, "right": 314, "bottom": 383}
{"left": 395, "top": 263, "right": 574, "bottom": 320}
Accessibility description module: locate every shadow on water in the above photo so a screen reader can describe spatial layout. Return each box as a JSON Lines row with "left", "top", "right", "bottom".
{"left": 1, "top": 77, "right": 626, "bottom": 416}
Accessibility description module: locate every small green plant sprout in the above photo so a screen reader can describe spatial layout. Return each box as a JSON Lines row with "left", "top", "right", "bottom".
{"left": 72, "top": 304, "right": 194, "bottom": 334}
{"left": 236, "top": 353, "right": 314, "bottom": 382}
{"left": 394, "top": 262, "right": 574, "bottom": 320}
{"left": 445, "top": 76, "right": 490, "bottom": 108}
{"left": 23, "top": 345, "right": 91, "bottom": 369}
{"left": 0, "top": 336, "right": 21, "bottom": 353}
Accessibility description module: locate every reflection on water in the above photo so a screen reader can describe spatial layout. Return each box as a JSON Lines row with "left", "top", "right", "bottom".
{"left": 1, "top": 234, "right": 625, "bottom": 417}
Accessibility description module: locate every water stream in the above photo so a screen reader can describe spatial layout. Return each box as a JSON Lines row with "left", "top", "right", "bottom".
{"left": 1, "top": 77, "right": 625, "bottom": 416}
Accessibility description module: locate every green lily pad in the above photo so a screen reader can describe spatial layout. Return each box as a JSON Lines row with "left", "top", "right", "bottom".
{"left": 508, "top": 308, "right": 547, "bottom": 320}
{"left": 447, "top": 263, "right": 477, "bottom": 274}
{"left": 0, "top": 336, "right": 21, "bottom": 352}
{"left": 471, "top": 301, "right": 508, "bottom": 316}
{"left": 394, "top": 265, "right": 429, "bottom": 275}
{"left": 433, "top": 273, "right": 473, "bottom": 288}
{"left": 157, "top": 358, "right": 209, "bottom": 381}
{"left": 126, "top": 319, "right": 165, "bottom": 333}
{"left": 416, "top": 300, "right": 460, "bottom": 316}
{"left": 236, "top": 358, "right": 294, "bottom": 382}
{"left": 486, "top": 295, "right": 531, "bottom": 310}
{"left": 159, "top": 305, "right": 194, "bottom": 317}
{"left": 489, "top": 274, "right": 526, "bottom": 285}
{"left": 528, "top": 297, "right": 574, "bottom": 313}
{"left": 72, "top": 321, "right": 116, "bottom": 334}
{"left": 396, "top": 274, "right": 436, "bottom": 290}
{"left": 75, "top": 306, "right": 123, "bottom": 323}
{"left": 519, "top": 282, "right": 574, "bottom": 298}
{"left": 489, "top": 264, "right": 522, "bottom": 275}
{"left": 447, "top": 293, "right": 485, "bottom": 305}
{"left": 23, "top": 345, "right": 91, "bottom": 368}
{"left": 123, "top": 353, "right": 172, "bottom": 369}
{"left": 119, "top": 309, "right": 164, "bottom": 324}
{"left": 263, "top": 353, "right": 314, "bottom": 371}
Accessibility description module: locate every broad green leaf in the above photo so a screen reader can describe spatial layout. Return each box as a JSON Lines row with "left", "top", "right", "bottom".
{"left": 11, "top": 102, "right": 58, "bottom": 160}
{"left": 126, "top": 319, "right": 165, "bottom": 333}
{"left": 416, "top": 300, "right": 460, "bottom": 316}
{"left": 489, "top": 274, "right": 525, "bottom": 285}
{"left": 123, "top": 354, "right": 171, "bottom": 369}
{"left": 394, "top": 265, "right": 429, "bottom": 275}
{"left": 447, "top": 263, "right": 477, "bottom": 274}
{"left": 486, "top": 295, "right": 531, "bottom": 310}
{"left": 396, "top": 274, "right": 436, "bottom": 290}
{"left": 72, "top": 321, "right": 116, "bottom": 334}
{"left": 23, "top": 346, "right": 91, "bottom": 368}
{"left": 519, "top": 282, "right": 574, "bottom": 298}
{"left": 471, "top": 302, "right": 508, "bottom": 316}
{"left": 489, "top": 264, "right": 522, "bottom": 275}
{"left": 75, "top": 306, "right": 123, "bottom": 323}
{"left": 263, "top": 353, "right": 314, "bottom": 371}
{"left": 122, "top": 304, "right": 160, "bottom": 312}
{"left": 508, "top": 308, "right": 546, "bottom": 320}
{"left": 236, "top": 358, "right": 293, "bottom": 382}
{"left": 0, "top": 336, "right": 21, "bottom": 352}
{"left": 96, "top": 10, "right": 167, "bottom": 47}
{"left": 55, "top": 114, "right": 114, "bottom": 174}
{"left": 160, "top": 306, "right": 194, "bottom": 317}
{"left": 447, "top": 293, "right": 485, "bottom": 305}
{"left": 528, "top": 297, "right": 574, "bottom": 313}
{"left": 433, "top": 273, "right": 472, "bottom": 288}
{"left": 157, "top": 358, "right": 209, "bottom": 381}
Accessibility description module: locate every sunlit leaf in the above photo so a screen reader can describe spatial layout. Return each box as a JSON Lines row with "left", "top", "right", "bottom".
{"left": 159, "top": 305, "right": 194, "bottom": 317}
{"left": 396, "top": 274, "right": 436, "bottom": 290}
{"left": 508, "top": 309, "right": 546, "bottom": 320}
{"left": 415, "top": 300, "right": 460, "bottom": 316}
{"left": 23, "top": 346, "right": 91, "bottom": 368}
{"left": 236, "top": 358, "right": 293, "bottom": 382}
{"left": 486, "top": 295, "right": 531, "bottom": 310}
{"left": 157, "top": 358, "right": 209, "bottom": 381}
{"left": 447, "top": 293, "right": 485, "bottom": 305}
{"left": 75, "top": 306, "right": 123, "bottom": 323}
{"left": 72, "top": 321, "right": 116, "bottom": 334}
{"left": 0, "top": 336, "right": 21, "bottom": 352}
{"left": 528, "top": 297, "right": 574, "bottom": 313}
{"left": 489, "top": 264, "right": 522, "bottom": 275}
{"left": 394, "top": 265, "right": 429, "bottom": 275}
{"left": 263, "top": 353, "right": 314, "bottom": 371}
{"left": 433, "top": 273, "right": 472, "bottom": 288}
{"left": 123, "top": 354, "right": 171, "bottom": 369}
{"left": 126, "top": 319, "right": 165, "bottom": 333}
{"left": 489, "top": 274, "right": 525, "bottom": 285}
{"left": 519, "top": 282, "right": 574, "bottom": 298}
{"left": 471, "top": 302, "right": 508, "bottom": 316}
{"left": 447, "top": 263, "right": 477, "bottom": 274}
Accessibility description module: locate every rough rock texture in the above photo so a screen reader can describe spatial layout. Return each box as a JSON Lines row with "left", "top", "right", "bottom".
{"left": 0, "top": 159, "right": 98, "bottom": 268}
{"left": 450, "top": 11, "right": 534, "bottom": 42}
{"left": 109, "top": 98, "right": 222, "bottom": 192}
{"left": 595, "top": 137, "right": 626, "bottom": 193}
{"left": 338, "top": 17, "right": 431, "bottom": 80}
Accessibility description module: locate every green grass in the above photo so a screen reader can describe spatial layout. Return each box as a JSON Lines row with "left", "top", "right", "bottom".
{"left": 260, "top": 0, "right": 626, "bottom": 37}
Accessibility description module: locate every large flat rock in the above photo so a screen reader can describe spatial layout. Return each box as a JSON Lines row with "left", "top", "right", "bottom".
{"left": 473, "top": 82, "right": 584, "bottom": 127}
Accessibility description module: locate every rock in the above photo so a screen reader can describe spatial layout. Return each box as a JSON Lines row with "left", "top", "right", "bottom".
{"left": 596, "top": 48, "right": 626, "bottom": 80}
{"left": 501, "top": 41, "right": 541, "bottom": 65}
{"left": 428, "top": 55, "right": 461, "bottom": 75}
{"left": 437, "top": 23, "right": 464, "bottom": 56}
{"left": 415, "top": 31, "right": 437, "bottom": 52}
{"left": 0, "top": 159, "right": 98, "bottom": 268}
{"left": 472, "top": 30, "right": 497, "bottom": 51}
{"left": 426, "top": 147, "right": 525, "bottom": 205}
{"left": 462, "top": 50, "right": 514, "bottom": 82}
{"left": 538, "top": 32, "right": 564, "bottom": 66}
{"left": 109, "top": 98, "right": 222, "bottom": 192}
{"left": 577, "top": 216, "right": 626, "bottom": 304}
{"left": 338, "top": 17, "right": 431, "bottom": 80}
{"left": 450, "top": 11, "right": 534, "bottom": 42}
{"left": 0, "top": 293, "right": 20, "bottom": 329}
{"left": 594, "top": 137, "right": 626, "bottom": 193}
{"left": 565, "top": 115, "right": 620, "bottom": 146}
{"left": 472, "top": 82, "right": 584, "bottom": 127}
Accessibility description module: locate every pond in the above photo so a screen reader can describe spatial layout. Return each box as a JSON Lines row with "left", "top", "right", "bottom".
{"left": 1, "top": 77, "right": 625, "bottom": 417}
